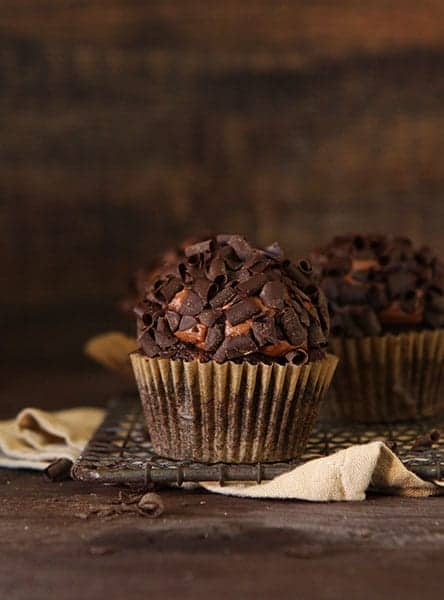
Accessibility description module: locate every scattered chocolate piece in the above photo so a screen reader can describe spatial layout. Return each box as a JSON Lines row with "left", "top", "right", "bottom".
{"left": 44, "top": 458, "right": 73, "bottom": 482}
{"left": 411, "top": 429, "right": 441, "bottom": 451}
{"left": 138, "top": 492, "right": 164, "bottom": 518}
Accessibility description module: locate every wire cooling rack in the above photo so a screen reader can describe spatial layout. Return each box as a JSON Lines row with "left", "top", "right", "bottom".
{"left": 72, "top": 396, "right": 444, "bottom": 486}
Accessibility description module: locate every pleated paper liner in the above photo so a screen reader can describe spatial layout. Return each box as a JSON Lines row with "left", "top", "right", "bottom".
{"left": 130, "top": 352, "right": 338, "bottom": 463}
{"left": 325, "top": 329, "right": 444, "bottom": 423}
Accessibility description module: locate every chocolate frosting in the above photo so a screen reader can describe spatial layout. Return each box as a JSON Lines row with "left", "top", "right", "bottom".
{"left": 135, "top": 235, "right": 330, "bottom": 364}
{"left": 311, "top": 234, "right": 444, "bottom": 337}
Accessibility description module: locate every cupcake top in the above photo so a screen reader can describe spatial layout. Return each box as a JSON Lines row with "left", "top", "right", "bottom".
{"left": 134, "top": 234, "right": 330, "bottom": 364}
{"left": 311, "top": 234, "right": 444, "bottom": 337}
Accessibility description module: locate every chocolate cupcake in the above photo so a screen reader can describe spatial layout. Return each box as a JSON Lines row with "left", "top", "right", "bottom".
{"left": 312, "top": 234, "right": 444, "bottom": 422}
{"left": 130, "top": 234, "right": 338, "bottom": 462}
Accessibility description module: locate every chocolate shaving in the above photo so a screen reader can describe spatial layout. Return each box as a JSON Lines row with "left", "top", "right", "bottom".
{"left": 260, "top": 281, "right": 286, "bottom": 309}
{"left": 210, "top": 285, "right": 236, "bottom": 309}
{"left": 280, "top": 307, "right": 307, "bottom": 346}
{"left": 165, "top": 310, "right": 180, "bottom": 332}
{"left": 285, "top": 348, "right": 309, "bottom": 365}
{"left": 237, "top": 273, "right": 268, "bottom": 296}
{"left": 251, "top": 317, "right": 278, "bottom": 346}
{"left": 204, "top": 324, "right": 225, "bottom": 352}
{"left": 184, "top": 239, "right": 215, "bottom": 257}
{"left": 228, "top": 235, "right": 253, "bottom": 260}
{"left": 199, "top": 309, "right": 220, "bottom": 327}
{"left": 194, "top": 278, "right": 218, "bottom": 301}
{"left": 179, "top": 315, "right": 197, "bottom": 331}
{"left": 226, "top": 299, "right": 261, "bottom": 325}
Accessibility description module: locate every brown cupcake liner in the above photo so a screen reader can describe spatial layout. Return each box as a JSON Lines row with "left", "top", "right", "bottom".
{"left": 130, "top": 352, "right": 338, "bottom": 463}
{"left": 325, "top": 330, "right": 444, "bottom": 423}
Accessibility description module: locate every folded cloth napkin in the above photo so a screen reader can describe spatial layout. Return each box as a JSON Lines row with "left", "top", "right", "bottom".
{"left": 202, "top": 441, "right": 444, "bottom": 501}
{"left": 0, "top": 407, "right": 105, "bottom": 470}
{"left": 84, "top": 332, "right": 137, "bottom": 380}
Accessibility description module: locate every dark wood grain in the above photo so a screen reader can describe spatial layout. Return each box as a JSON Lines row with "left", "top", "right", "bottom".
{"left": 2, "top": 1, "right": 444, "bottom": 362}
{"left": 1, "top": 366, "right": 444, "bottom": 600}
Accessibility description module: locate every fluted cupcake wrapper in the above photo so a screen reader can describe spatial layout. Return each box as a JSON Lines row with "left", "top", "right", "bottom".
{"left": 326, "top": 330, "right": 444, "bottom": 423}
{"left": 130, "top": 353, "right": 338, "bottom": 463}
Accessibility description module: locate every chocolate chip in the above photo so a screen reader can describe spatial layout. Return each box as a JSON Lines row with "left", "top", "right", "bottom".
{"left": 226, "top": 299, "right": 261, "bottom": 325}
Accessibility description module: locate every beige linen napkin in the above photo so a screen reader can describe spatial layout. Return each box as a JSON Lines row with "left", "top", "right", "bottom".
{"left": 84, "top": 332, "right": 137, "bottom": 380}
{"left": 0, "top": 407, "right": 105, "bottom": 470}
{"left": 203, "top": 441, "right": 443, "bottom": 500}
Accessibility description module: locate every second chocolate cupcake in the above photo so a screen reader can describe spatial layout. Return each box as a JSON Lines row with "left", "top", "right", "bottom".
{"left": 131, "top": 234, "right": 337, "bottom": 462}
{"left": 312, "top": 234, "right": 444, "bottom": 423}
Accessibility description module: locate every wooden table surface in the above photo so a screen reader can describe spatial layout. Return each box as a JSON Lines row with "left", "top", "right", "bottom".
{"left": 1, "top": 367, "right": 443, "bottom": 600}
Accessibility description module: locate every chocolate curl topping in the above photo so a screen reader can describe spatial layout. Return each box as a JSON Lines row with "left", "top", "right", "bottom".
{"left": 136, "top": 234, "right": 329, "bottom": 363}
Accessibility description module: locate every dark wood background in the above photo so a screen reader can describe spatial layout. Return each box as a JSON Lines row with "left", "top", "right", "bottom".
{"left": 2, "top": 1, "right": 444, "bottom": 365}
